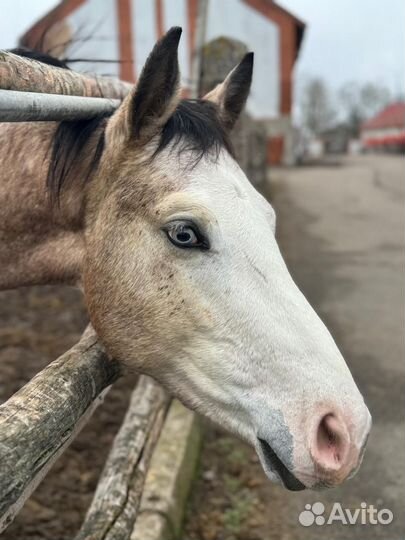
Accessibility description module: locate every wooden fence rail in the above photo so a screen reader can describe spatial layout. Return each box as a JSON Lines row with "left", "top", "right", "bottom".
{"left": 75, "top": 378, "right": 169, "bottom": 540}
{"left": 0, "top": 326, "right": 120, "bottom": 532}
{"left": 0, "top": 326, "right": 168, "bottom": 536}
{"left": 0, "top": 50, "right": 132, "bottom": 99}
{"left": 0, "top": 49, "right": 131, "bottom": 121}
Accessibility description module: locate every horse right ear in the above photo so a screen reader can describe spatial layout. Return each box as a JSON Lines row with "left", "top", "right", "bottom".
{"left": 204, "top": 53, "right": 254, "bottom": 131}
{"left": 106, "top": 27, "right": 182, "bottom": 145}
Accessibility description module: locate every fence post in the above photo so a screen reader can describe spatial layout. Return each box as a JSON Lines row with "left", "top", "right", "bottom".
{"left": 200, "top": 37, "right": 267, "bottom": 187}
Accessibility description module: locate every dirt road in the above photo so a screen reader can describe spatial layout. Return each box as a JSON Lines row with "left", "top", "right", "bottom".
{"left": 184, "top": 155, "right": 405, "bottom": 540}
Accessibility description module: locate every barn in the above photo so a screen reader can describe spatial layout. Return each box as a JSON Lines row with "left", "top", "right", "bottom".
{"left": 361, "top": 102, "right": 405, "bottom": 153}
{"left": 21, "top": 0, "right": 305, "bottom": 165}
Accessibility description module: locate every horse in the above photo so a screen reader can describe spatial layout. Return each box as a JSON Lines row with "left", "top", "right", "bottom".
{"left": 0, "top": 27, "right": 371, "bottom": 491}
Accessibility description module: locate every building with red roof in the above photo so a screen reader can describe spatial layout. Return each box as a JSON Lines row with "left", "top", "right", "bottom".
{"left": 361, "top": 102, "right": 405, "bottom": 152}
{"left": 21, "top": 0, "right": 305, "bottom": 165}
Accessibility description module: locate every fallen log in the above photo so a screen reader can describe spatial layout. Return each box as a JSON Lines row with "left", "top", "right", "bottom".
{"left": 0, "top": 326, "right": 121, "bottom": 533}
{"left": 75, "top": 376, "right": 169, "bottom": 540}
{"left": 0, "top": 50, "right": 132, "bottom": 99}
{"left": 0, "top": 89, "right": 120, "bottom": 121}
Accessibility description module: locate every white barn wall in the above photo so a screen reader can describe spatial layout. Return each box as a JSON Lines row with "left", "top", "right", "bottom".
{"left": 133, "top": 0, "right": 157, "bottom": 77}
{"left": 116, "top": 0, "right": 280, "bottom": 111}
{"left": 65, "top": 0, "right": 120, "bottom": 77}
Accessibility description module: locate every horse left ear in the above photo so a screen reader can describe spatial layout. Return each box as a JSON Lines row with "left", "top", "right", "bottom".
{"left": 107, "top": 27, "right": 182, "bottom": 145}
{"left": 204, "top": 52, "right": 254, "bottom": 130}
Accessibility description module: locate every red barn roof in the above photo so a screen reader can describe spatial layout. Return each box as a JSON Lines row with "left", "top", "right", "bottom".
{"left": 362, "top": 102, "right": 405, "bottom": 131}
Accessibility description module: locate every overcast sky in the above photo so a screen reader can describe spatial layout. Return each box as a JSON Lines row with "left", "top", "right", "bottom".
{"left": 0, "top": 0, "right": 57, "bottom": 49}
{"left": 2, "top": 0, "right": 404, "bottom": 96}
{"left": 279, "top": 0, "right": 405, "bottom": 96}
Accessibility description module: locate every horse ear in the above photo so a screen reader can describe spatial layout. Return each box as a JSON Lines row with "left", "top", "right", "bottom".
{"left": 204, "top": 52, "right": 254, "bottom": 130}
{"left": 107, "top": 27, "right": 182, "bottom": 144}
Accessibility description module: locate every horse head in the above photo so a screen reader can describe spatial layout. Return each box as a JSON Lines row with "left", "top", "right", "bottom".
{"left": 78, "top": 28, "right": 371, "bottom": 490}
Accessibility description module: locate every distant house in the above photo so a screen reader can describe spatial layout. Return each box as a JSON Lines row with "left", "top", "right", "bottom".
{"left": 321, "top": 124, "right": 352, "bottom": 154}
{"left": 21, "top": 0, "right": 305, "bottom": 165}
{"left": 361, "top": 102, "right": 405, "bottom": 153}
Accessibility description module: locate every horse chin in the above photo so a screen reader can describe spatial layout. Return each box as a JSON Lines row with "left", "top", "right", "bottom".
{"left": 256, "top": 438, "right": 306, "bottom": 492}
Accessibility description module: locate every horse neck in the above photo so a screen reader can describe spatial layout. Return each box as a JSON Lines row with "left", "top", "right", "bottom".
{"left": 0, "top": 123, "right": 86, "bottom": 290}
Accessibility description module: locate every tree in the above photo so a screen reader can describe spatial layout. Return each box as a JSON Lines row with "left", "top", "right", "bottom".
{"left": 300, "top": 77, "right": 336, "bottom": 136}
{"left": 338, "top": 82, "right": 363, "bottom": 137}
{"left": 360, "top": 83, "right": 391, "bottom": 118}
{"left": 339, "top": 81, "right": 391, "bottom": 137}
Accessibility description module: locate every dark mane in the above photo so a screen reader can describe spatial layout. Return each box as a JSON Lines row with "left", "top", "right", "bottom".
{"left": 12, "top": 47, "right": 235, "bottom": 204}
{"left": 156, "top": 99, "right": 234, "bottom": 161}
{"left": 8, "top": 47, "right": 108, "bottom": 205}
{"left": 47, "top": 116, "right": 108, "bottom": 206}
{"left": 9, "top": 47, "right": 69, "bottom": 69}
{"left": 47, "top": 99, "right": 234, "bottom": 205}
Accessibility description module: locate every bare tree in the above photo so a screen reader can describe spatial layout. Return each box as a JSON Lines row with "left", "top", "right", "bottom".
{"left": 339, "top": 81, "right": 391, "bottom": 136}
{"left": 300, "top": 77, "right": 336, "bottom": 136}
{"left": 338, "top": 82, "right": 363, "bottom": 137}
{"left": 360, "top": 83, "right": 391, "bottom": 117}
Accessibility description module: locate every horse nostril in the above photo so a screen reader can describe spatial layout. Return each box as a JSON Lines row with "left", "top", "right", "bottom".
{"left": 312, "top": 413, "right": 350, "bottom": 473}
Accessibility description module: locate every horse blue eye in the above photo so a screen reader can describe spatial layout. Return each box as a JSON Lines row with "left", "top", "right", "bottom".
{"left": 172, "top": 226, "right": 197, "bottom": 245}
{"left": 176, "top": 229, "right": 195, "bottom": 243}
{"left": 165, "top": 221, "right": 209, "bottom": 250}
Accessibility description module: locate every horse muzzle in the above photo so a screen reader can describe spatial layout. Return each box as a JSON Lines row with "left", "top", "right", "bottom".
{"left": 255, "top": 403, "right": 372, "bottom": 490}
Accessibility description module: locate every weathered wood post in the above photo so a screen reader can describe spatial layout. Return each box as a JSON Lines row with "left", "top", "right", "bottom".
{"left": 199, "top": 37, "right": 267, "bottom": 187}
{"left": 75, "top": 377, "right": 169, "bottom": 540}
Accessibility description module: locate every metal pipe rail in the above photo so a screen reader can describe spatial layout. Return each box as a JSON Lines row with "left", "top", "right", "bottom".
{"left": 0, "top": 89, "right": 120, "bottom": 122}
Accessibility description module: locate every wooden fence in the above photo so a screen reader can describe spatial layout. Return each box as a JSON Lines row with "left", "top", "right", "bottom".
{"left": 0, "top": 324, "right": 169, "bottom": 536}
{"left": 0, "top": 50, "right": 171, "bottom": 537}
{"left": 0, "top": 35, "right": 267, "bottom": 537}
